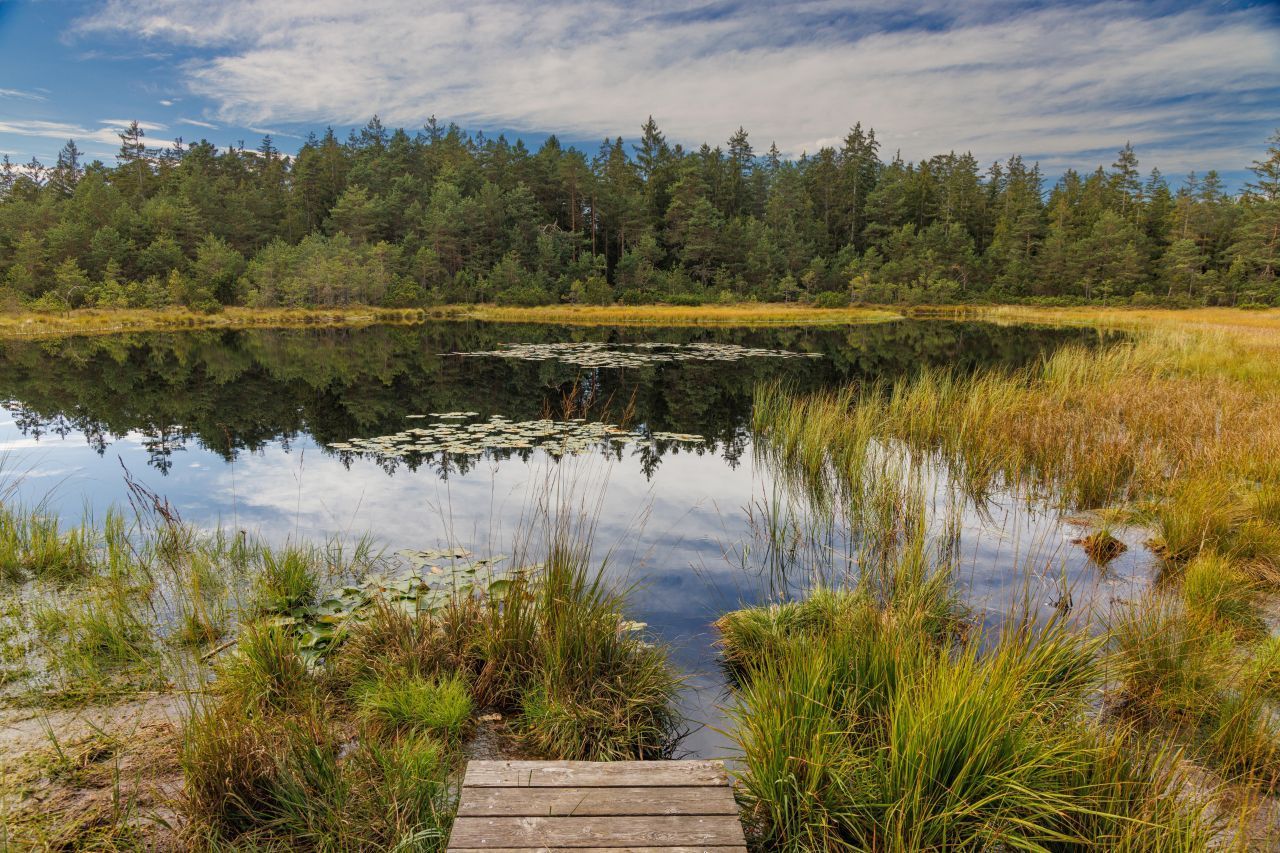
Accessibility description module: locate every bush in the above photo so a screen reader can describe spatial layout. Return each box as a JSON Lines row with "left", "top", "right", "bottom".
{"left": 812, "top": 291, "right": 849, "bottom": 308}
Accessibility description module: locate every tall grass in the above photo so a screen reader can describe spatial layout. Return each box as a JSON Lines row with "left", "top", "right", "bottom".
{"left": 748, "top": 315, "right": 1280, "bottom": 844}
{"left": 723, "top": 572, "right": 1216, "bottom": 850}
{"left": 174, "top": 478, "right": 682, "bottom": 848}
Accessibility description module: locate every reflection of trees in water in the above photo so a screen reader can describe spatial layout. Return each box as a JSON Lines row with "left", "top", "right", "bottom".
{"left": 0, "top": 321, "right": 1106, "bottom": 475}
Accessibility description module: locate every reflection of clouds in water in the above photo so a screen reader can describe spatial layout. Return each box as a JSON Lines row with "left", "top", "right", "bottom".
{"left": 0, "top": 416, "right": 1156, "bottom": 758}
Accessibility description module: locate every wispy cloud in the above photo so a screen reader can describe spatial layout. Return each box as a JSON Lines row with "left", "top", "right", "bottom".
{"left": 0, "top": 118, "right": 167, "bottom": 149}
{"left": 72, "top": 0, "right": 1280, "bottom": 173}
{"left": 0, "top": 88, "right": 47, "bottom": 102}
{"left": 177, "top": 117, "right": 218, "bottom": 129}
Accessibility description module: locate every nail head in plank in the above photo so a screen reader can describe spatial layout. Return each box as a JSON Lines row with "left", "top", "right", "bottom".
{"left": 456, "top": 785, "right": 739, "bottom": 817}
{"left": 462, "top": 760, "right": 728, "bottom": 788}
{"left": 448, "top": 815, "right": 747, "bottom": 848}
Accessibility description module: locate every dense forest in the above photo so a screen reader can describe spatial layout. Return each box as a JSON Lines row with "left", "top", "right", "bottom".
{"left": 0, "top": 118, "right": 1277, "bottom": 310}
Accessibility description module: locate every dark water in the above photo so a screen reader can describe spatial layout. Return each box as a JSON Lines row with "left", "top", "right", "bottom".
{"left": 0, "top": 319, "right": 1148, "bottom": 755}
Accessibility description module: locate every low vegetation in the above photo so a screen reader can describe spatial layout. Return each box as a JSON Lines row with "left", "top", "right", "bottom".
{"left": 0, "top": 305, "right": 428, "bottom": 339}
{"left": 0, "top": 485, "right": 681, "bottom": 848}
{"left": 748, "top": 307, "right": 1280, "bottom": 846}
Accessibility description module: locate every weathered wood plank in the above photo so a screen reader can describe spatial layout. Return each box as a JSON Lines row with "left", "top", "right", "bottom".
{"left": 448, "top": 815, "right": 747, "bottom": 848}
{"left": 462, "top": 760, "right": 728, "bottom": 788}
{"left": 447, "top": 847, "right": 747, "bottom": 853}
{"left": 456, "top": 785, "right": 739, "bottom": 817}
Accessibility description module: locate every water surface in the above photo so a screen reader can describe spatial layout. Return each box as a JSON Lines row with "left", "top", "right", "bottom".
{"left": 0, "top": 319, "right": 1148, "bottom": 754}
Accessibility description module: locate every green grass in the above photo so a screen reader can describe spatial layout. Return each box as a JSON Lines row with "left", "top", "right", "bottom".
{"left": 1180, "top": 551, "right": 1264, "bottom": 637}
{"left": 0, "top": 506, "right": 98, "bottom": 585}
{"left": 751, "top": 315, "right": 1280, "bottom": 841}
{"left": 168, "top": 503, "right": 682, "bottom": 848}
{"left": 725, "top": 590, "right": 1216, "bottom": 851}
{"left": 354, "top": 673, "right": 473, "bottom": 742}
{"left": 251, "top": 547, "right": 320, "bottom": 615}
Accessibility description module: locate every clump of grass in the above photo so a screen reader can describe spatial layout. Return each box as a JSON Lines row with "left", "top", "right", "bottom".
{"left": 726, "top": 590, "right": 1213, "bottom": 849}
{"left": 250, "top": 547, "right": 319, "bottom": 615}
{"left": 213, "top": 620, "right": 311, "bottom": 713}
{"left": 0, "top": 506, "right": 97, "bottom": 584}
{"left": 354, "top": 673, "right": 472, "bottom": 742}
{"left": 482, "top": 536, "right": 684, "bottom": 760}
{"left": 180, "top": 695, "right": 338, "bottom": 842}
{"left": 1181, "top": 551, "right": 1263, "bottom": 637}
{"left": 1108, "top": 592, "right": 1280, "bottom": 787}
{"left": 1076, "top": 528, "right": 1127, "bottom": 564}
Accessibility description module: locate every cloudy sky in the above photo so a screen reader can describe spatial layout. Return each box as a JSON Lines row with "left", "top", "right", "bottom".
{"left": 1, "top": 0, "right": 1277, "bottom": 185}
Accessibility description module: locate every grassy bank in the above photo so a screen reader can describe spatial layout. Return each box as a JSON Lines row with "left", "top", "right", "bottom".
{"left": 456, "top": 303, "right": 902, "bottom": 327}
{"left": 720, "top": 584, "right": 1216, "bottom": 849}
{"left": 0, "top": 306, "right": 431, "bottom": 339}
{"left": 0, "top": 302, "right": 899, "bottom": 338}
{"left": 749, "top": 308, "right": 1280, "bottom": 846}
{"left": 6, "top": 301, "right": 1277, "bottom": 339}
{"left": 0, "top": 490, "right": 680, "bottom": 848}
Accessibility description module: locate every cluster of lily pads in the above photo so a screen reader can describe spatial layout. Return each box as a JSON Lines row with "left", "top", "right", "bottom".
{"left": 327, "top": 413, "right": 703, "bottom": 460}
{"left": 272, "top": 548, "right": 514, "bottom": 666}
{"left": 456, "top": 341, "right": 823, "bottom": 369}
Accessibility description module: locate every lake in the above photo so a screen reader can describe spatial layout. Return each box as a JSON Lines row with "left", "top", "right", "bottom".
{"left": 0, "top": 318, "right": 1151, "bottom": 755}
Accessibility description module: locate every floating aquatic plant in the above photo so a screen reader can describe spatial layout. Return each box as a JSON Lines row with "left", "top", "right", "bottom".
{"left": 328, "top": 413, "right": 704, "bottom": 461}
{"left": 456, "top": 341, "right": 823, "bottom": 369}
{"left": 266, "top": 550, "right": 516, "bottom": 666}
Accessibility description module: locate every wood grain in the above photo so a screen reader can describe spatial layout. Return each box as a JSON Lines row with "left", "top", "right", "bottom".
{"left": 447, "top": 847, "right": 748, "bottom": 853}
{"left": 457, "top": 786, "right": 739, "bottom": 817}
{"left": 462, "top": 760, "right": 728, "bottom": 788}
{"left": 449, "top": 816, "right": 747, "bottom": 848}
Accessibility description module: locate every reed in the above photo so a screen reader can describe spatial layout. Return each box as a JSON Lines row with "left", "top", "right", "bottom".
{"left": 723, "top": 582, "right": 1214, "bottom": 850}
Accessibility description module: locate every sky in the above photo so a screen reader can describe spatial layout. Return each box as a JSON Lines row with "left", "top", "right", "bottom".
{"left": 1, "top": 0, "right": 1277, "bottom": 187}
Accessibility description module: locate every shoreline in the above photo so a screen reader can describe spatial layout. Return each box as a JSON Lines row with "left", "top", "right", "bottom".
{"left": 3, "top": 302, "right": 1280, "bottom": 339}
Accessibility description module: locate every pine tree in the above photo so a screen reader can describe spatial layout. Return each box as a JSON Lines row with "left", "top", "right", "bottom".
{"left": 116, "top": 120, "right": 149, "bottom": 199}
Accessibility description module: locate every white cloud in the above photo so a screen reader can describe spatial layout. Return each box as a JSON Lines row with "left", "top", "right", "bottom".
{"left": 0, "top": 88, "right": 47, "bottom": 102}
{"left": 0, "top": 118, "right": 168, "bottom": 154}
{"left": 176, "top": 117, "right": 218, "bottom": 129}
{"left": 69, "top": 0, "right": 1280, "bottom": 173}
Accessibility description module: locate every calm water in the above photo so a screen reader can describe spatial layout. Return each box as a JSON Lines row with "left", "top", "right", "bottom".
{"left": 0, "top": 319, "right": 1150, "bottom": 755}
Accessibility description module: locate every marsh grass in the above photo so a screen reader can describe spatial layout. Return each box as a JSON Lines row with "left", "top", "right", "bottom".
{"left": 0, "top": 305, "right": 427, "bottom": 340}
{"left": 354, "top": 673, "right": 472, "bottom": 742}
{"left": 723, "top": 582, "right": 1214, "bottom": 850}
{"left": 460, "top": 302, "right": 901, "bottom": 327}
{"left": 250, "top": 547, "right": 320, "bottom": 615}
{"left": 170, "top": 474, "right": 682, "bottom": 848}
{"left": 0, "top": 505, "right": 98, "bottom": 585}
{"left": 753, "top": 313, "right": 1280, "bottom": 818}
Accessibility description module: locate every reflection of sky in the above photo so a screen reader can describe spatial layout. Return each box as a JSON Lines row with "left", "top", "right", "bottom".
{"left": 0, "top": 411, "right": 1155, "bottom": 758}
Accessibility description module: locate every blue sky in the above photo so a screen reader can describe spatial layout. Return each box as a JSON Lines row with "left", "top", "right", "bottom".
{"left": 1, "top": 0, "right": 1277, "bottom": 187}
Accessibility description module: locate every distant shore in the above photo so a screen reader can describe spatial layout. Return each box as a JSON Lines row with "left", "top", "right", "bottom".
{"left": 1, "top": 302, "right": 1279, "bottom": 339}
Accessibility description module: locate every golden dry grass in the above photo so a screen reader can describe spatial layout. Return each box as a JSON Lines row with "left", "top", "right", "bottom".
{"left": 0, "top": 306, "right": 430, "bottom": 339}
{"left": 457, "top": 303, "right": 902, "bottom": 326}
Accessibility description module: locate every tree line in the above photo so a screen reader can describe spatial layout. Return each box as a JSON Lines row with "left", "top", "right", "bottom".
{"left": 0, "top": 117, "right": 1277, "bottom": 311}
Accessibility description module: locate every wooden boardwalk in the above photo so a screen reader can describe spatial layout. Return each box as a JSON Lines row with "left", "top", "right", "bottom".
{"left": 447, "top": 760, "right": 747, "bottom": 853}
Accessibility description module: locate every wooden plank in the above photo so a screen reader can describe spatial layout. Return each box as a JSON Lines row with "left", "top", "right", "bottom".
{"left": 448, "top": 847, "right": 747, "bottom": 853}
{"left": 462, "top": 760, "right": 728, "bottom": 788}
{"left": 447, "top": 847, "right": 747, "bottom": 853}
{"left": 448, "top": 815, "right": 747, "bottom": 848}
{"left": 456, "top": 785, "right": 739, "bottom": 817}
